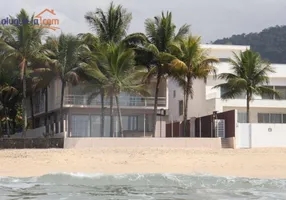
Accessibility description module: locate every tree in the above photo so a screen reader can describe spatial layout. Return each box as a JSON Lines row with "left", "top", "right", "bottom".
{"left": 84, "top": 1, "right": 134, "bottom": 137}
{"left": 213, "top": 50, "right": 279, "bottom": 123}
{"left": 44, "top": 34, "right": 85, "bottom": 132}
{"left": 84, "top": 41, "right": 148, "bottom": 137}
{"left": 143, "top": 11, "right": 190, "bottom": 136}
{"left": 170, "top": 35, "right": 218, "bottom": 136}
{"left": 0, "top": 9, "right": 47, "bottom": 137}
{"left": 85, "top": 1, "right": 132, "bottom": 43}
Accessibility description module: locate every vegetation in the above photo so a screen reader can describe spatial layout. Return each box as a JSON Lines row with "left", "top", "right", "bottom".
{"left": 171, "top": 35, "right": 218, "bottom": 136}
{"left": 213, "top": 50, "right": 278, "bottom": 123}
{"left": 0, "top": 2, "right": 277, "bottom": 137}
{"left": 213, "top": 25, "right": 286, "bottom": 64}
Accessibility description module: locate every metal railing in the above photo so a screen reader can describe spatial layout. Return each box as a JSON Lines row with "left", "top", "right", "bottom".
{"left": 63, "top": 95, "right": 166, "bottom": 107}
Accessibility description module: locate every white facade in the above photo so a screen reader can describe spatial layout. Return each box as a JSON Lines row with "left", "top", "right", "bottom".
{"left": 236, "top": 123, "right": 286, "bottom": 148}
{"left": 168, "top": 44, "right": 286, "bottom": 124}
{"left": 28, "top": 44, "right": 286, "bottom": 138}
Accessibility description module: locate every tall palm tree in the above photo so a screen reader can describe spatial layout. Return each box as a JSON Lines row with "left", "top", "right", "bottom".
{"left": 213, "top": 50, "right": 279, "bottom": 123}
{"left": 79, "top": 33, "right": 106, "bottom": 137}
{"left": 170, "top": 35, "right": 218, "bottom": 136}
{"left": 143, "top": 11, "right": 190, "bottom": 136}
{"left": 84, "top": 42, "right": 149, "bottom": 137}
{"left": 44, "top": 34, "right": 86, "bottom": 132}
{"left": 84, "top": 2, "right": 134, "bottom": 137}
{"left": 0, "top": 9, "right": 47, "bottom": 137}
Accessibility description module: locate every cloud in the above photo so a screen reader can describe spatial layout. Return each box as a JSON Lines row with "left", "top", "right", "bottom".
{"left": 1, "top": 0, "right": 285, "bottom": 42}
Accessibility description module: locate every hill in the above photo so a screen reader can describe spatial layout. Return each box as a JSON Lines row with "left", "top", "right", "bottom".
{"left": 213, "top": 25, "right": 286, "bottom": 64}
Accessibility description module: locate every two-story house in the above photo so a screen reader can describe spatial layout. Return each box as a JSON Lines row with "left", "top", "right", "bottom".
{"left": 27, "top": 77, "right": 169, "bottom": 137}
{"left": 27, "top": 44, "right": 286, "bottom": 138}
{"left": 168, "top": 44, "right": 286, "bottom": 124}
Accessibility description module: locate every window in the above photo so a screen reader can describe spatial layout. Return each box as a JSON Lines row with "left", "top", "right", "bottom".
{"left": 121, "top": 116, "right": 138, "bottom": 131}
{"left": 179, "top": 100, "right": 183, "bottom": 116}
{"left": 71, "top": 115, "right": 90, "bottom": 137}
{"left": 220, "top": 87, "right": 245, "bottom": 99}
{"left": 238, "top": 112, "right": 247, "bottom": 123}
{"left": 283, "top": 114, "right": 286, "bottom": 123}
{"left": 220, "top": 87, "right": 228, "bottom": 98}
{"left": 258, "top": 113, "right": 270, "bottom": 123}
{"left": 258, "top": 113, "right": 284, "bottom": 123}
{"left": 173, "top": 90, "right": 176, "bottom": 98}
{"left": 218, "top": 58, "right": 229, "bottom": 62}
{"left": 261, "top": 86, "right": 274, "bottom": 99}
{"left": 275, "top": 86, "right": 286, "bottom": 99}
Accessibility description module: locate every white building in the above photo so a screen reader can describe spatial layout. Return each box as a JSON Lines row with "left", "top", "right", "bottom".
{"left": 26, "top": 44, "right": 286, "bottom": 138}
{"left": 168, "top": 44, "right": 286, "bottom": 124}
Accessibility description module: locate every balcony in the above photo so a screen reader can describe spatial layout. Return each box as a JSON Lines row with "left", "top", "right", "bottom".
{"left": 63, "top": 95, "right": 167, "bottom": 108}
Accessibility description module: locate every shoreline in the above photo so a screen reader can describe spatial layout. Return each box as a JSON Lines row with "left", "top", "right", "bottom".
{"left": 1, "top": 148, "right": 286, "bottom": 179}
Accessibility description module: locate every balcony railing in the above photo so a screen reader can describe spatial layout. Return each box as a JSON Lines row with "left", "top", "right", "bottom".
{"left": 63, "top": 95, "right": 166, "bottom": 107}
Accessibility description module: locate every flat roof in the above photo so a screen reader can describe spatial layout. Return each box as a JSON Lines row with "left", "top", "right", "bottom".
{"left": 201, "top": 44, "right": 250, "bottom": 50}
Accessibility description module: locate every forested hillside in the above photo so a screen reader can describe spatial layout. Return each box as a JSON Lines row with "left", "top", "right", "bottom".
{"left": 213, "top": 26, "right": 286, "bottom": 63}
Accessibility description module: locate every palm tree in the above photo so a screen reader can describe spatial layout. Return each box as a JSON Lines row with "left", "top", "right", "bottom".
{"left": 84, "top": 1, "right": 132, "bottom": 43}
{"left": 84, "top": 41, "right": 148, "bottom": 137}
{"left": 0, "top": 9, "right": 47, "bottom": 137}
{"left": 213, "top": 50, "right": 279, "bottom": 123}
{"left": 143, "top": 11, "right": 190, "bottom": 136}
{"left": 170, "top": 35, "right": 218, "bottom": 136}
{"left": 44, "top": 34, "right": 86, "bottom": 132}
{"left": 84, "top": 2, "right": 134, "bottom": 137}
{"left": 78, "top": 33, "right": 107, "bottom": 137}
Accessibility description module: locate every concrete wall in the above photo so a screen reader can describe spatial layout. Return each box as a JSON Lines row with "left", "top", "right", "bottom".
{"left": 236, "top": 123, "right": 286, "bottom": 148}
{"left": 64, "top": 138, "right": 222, "bottom": 149}
{"left": 0, "top": 138, "right": 64, "bottom": 149}
{"left": 11, "top": 126, "right": 46, "bottom": 138}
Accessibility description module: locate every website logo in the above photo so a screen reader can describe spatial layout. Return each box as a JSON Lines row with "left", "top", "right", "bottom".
{"left": 0, "top": 9, "right": 60, "bottom": 31}
{"left": 34, "top": 9, "right": 60, "bottom": 31}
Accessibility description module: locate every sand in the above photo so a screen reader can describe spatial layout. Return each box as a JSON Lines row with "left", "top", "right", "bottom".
{"left": 1, "top": 148, "right": 286, "bottom": 179}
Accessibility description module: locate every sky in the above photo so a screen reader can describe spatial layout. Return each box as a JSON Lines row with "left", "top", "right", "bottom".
{"left": 0, "top": 0, "right": 285, "bottom": 43}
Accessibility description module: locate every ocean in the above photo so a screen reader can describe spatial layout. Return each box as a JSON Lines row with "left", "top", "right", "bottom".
{"left": 1, "top": 173, "right": 286, "bottom": 199}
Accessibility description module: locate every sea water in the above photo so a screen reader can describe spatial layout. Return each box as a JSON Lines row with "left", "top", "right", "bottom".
{"left": 1, "top": 173, "right": 286, "bottom": 199}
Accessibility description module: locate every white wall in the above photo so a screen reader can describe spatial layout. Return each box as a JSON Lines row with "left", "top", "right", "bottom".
{"left": 236, "top": 123, "right": 286, "bottom": 148}
{"left": 168, "top": 79, "right": 184, "bottom": 122}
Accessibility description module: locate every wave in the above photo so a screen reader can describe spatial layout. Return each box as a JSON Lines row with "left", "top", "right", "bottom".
{"left": 1, "top": 172, "right": 286, "bottom": 187}
{"left": 1, "top": 173, "right": 286, "bottom": 199}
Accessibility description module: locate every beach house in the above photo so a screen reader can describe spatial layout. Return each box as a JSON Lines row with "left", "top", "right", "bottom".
{"left": 26, "top": 44, "right": 286, "bottom": 138}
{"left": 168, "top": 44, "right": 286, "bottom": 124}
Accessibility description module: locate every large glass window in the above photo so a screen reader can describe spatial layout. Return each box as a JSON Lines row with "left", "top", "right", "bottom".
{"left": 275, "top": 86, "right": 286, "bottom": 99}
{"left": 261, "top": 86, "right": 274, "bottom": 99}
{"left": 270, "top": 114, "right": 282, "bottom": 123}
{"left": 238, "top": 112, "right": 247, "bottom": 123}
{"left": 258, "top": 113, "right": 285, "bottom": 123}
{"left": 258, "top": 113, "right": 270, "bottom": 123}
{"left": 71, "top": 115, "right": 90, "bottom": 137}
{"left": 220, "top": 87, "right": 245, "bottom": 99}
{"left": 283, "top": 114, "right": 286, "bottom": 123}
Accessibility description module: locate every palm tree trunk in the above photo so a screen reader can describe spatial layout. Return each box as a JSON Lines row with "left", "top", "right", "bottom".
{"left": 109, "top": 94, "right": 114, "bottom": 137}
{"left": 29, "top": 96, "right": 35, "bottom": 129}
{"left": 246, "top": 92, "right": 250, "bottom": 123}
{"left": 4, "top": 107, "right": 10, "bottom": 137}
{"left": 60, "top": 81, "right": 66, "bottom": 133}
{"left": 115, "top": 95, "right": 123, "bottom": 137}
{"left": 183, "top": 84, "right": 189, "bottom": 137}
{"left": 152, "top": 74, "right": 161, "bottom": 137}
{"left": 100, "top": 88, "right": 105, "bottom": 137}
{"left": 22, "top": 65, "right": 27, "bottom": 138}
{"left": 44, "top": 87, "right": 48, "bottom": 133}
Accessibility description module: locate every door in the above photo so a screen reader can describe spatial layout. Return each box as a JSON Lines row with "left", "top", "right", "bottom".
{"left": 238, "top": 123, "right": 251, "bottom": 148}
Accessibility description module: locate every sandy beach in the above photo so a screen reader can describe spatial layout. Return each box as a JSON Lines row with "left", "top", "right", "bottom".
{"left": 1, "top": 148, "right": 286, "bottom": 179}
